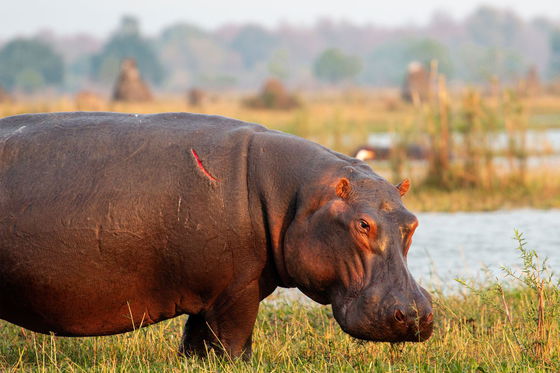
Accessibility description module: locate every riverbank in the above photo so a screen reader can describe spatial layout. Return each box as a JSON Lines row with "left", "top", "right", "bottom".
{"left": 405, "top": 178, "right": 560, "bottom": 212}
{"left": 1, "top": 237, "right": 558, "bottom": 372}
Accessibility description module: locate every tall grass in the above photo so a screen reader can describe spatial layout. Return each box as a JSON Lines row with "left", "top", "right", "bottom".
{"left": 502, "top": 91, "right": 529, "bottom": 183}
{"left": 457, "top": 89, "right": 498, "bottom": 189}
{"left": 456, "top": 231, "right": 559, "bottom": 365}
{"left": 402, "top": 65, "right": 534, "bottom": 191}
{"left": 1, "top": 235, "right": 558, "bottom": 372}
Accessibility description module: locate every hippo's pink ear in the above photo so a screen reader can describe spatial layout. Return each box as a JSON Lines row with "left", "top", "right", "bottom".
{"left": 395, "top": 178, "right": 410, "bottom": 197}
{"left": 336, "top": 178, "right": 352, "bottom": 199}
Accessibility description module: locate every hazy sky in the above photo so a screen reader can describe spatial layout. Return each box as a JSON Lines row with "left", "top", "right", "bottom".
{"left": 1, "top": 0, "right": 559, "bottom": 38}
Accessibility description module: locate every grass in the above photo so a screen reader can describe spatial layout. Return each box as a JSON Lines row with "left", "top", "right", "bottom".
{"left": 1, "top": 234, "right": 559, "bottom": 372}
{"left": 404, "top": 170, "right": 560, "bottom": 212}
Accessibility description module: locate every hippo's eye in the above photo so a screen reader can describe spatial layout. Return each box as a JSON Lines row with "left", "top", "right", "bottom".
{"left": 358, "top": 219, "right": 370, "bottom": 232}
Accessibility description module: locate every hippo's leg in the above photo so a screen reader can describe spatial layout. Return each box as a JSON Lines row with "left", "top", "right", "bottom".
{"left": 241, "top": 331, "right": 254, "bottom": 356}
{"left": 179, "top": 314, "right": 212, "bottom": 357}
{"left": 179, "top": 281, "right": 260, "bottom": 359}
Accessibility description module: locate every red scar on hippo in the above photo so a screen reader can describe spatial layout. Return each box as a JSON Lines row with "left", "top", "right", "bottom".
{"left": 0, "top": 112, "right": 433, "bottom": 358}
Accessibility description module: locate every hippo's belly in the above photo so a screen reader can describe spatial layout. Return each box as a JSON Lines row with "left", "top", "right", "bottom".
{"left": 0, "top": 196, "right": 231, "bottom": 336}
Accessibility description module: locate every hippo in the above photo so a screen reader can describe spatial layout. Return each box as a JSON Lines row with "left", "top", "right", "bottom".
{"left": 0, "top": 112, "right": 432, "bottom": 358}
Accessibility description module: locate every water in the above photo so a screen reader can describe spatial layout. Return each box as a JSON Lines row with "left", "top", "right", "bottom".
{"left": 409, "top": 209, "right": 560, "bottom": 287}
{"left": 365, "top": 129, "right": 560, "bottom": 173}
{"left": 272, "top": 209, "right": 560, "bottom": 302}
{"left": 367, "top": 128, "right": 560, "bottom": 152}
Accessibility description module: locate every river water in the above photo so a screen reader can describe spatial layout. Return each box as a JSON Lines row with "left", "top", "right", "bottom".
{"left": 367, "top": 128, "right": 560, "bottom": 152}
{"left": 409, "top": 209, "right": 560, "bottom": 287}
{"left": 272, "top": 209, "right": 560, "bottom": 302}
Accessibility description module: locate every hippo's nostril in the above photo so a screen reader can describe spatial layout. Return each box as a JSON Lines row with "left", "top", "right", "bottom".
{"left": 425, "top": 312, "right": 433, "bottom": 324}
{"left": 394, "top": 309, "right": 406, "bottom": 323}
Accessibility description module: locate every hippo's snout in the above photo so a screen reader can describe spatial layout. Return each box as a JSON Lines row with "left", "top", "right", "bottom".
{"left": 387, "top": 297, "right": 434, "bottom": 342}
{"left": 332, "top": 285, "right": 434, "bottom": 343}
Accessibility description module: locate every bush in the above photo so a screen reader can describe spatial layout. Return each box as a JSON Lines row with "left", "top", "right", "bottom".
{"left": 244, "top": 78, "right": 300, "bottom": 110}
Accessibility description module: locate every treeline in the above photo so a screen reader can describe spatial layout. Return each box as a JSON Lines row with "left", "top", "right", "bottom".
{"left": 1, "top": 6, "right": 560, "bottom": 93}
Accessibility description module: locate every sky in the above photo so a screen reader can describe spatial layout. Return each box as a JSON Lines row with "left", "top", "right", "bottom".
{"left": 1, "top": 0, "right": 559, "bottom": 39}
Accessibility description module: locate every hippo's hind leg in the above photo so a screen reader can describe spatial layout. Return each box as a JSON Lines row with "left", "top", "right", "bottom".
{"left": 179, "top": 281, "right": 260, "bottom": 359}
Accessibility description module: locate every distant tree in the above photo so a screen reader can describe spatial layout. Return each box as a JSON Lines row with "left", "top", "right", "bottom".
{"left": 466, "top": 7, "right": 524, "bottom": 49}
{"left": 406, "top": 39, "right": 453, "bottom": 76}
{"left": 532, "top": 17, "right": 556, "bottom": 35}
{"left": 363, "top": 38, "right": 452, "bottom": 86}
{"left": 313, "top": 48, "right": 362, "bottom": 84}
{"left": 230, "top": 25, "right": 278, "bottom": 68}
{"left": 462, "top": 7, "right": 530, "bottom": 82}
{"left": 0, "top": 38, "right": 64, "bottom": 91}
{"left": 268, "top": 49, "right": 291, "bottom": 79}
{"left": 160, "top": 23, "right": 218, "bottom": 72}
{"left": 91, "top": 16, "right": 164, "bottom": 85}
{"left": 456, "top": 43, "right": 524, "bottom": 82}
{"left": 550, "top": 28, "right": 560, "bottom": 78}
{"left": 158, "top": 22, "right": 242, "bottom": 89}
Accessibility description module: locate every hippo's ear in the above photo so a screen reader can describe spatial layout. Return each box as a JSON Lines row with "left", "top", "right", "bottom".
{"left": 395, "top": 178, "right": 410, "bottom": 197}
{"left": 336, "top": 178, "right": 352, "bottom": 199}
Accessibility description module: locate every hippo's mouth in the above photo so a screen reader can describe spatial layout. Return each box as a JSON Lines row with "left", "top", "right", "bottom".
{"left": 331, "top": 294, "right": 434, "bottom": 343}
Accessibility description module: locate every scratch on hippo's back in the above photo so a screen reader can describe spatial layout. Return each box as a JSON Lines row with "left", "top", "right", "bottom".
{"left": 190, "top": 148, "right": 218, "bottom": 182}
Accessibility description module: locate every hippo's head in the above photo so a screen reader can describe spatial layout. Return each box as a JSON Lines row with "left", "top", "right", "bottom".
{"left": 283, "top": 167, "right": 433, "bottom": 342}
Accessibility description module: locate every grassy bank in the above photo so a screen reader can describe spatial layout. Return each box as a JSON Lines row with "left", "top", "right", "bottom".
{"left": 404, "top": 171, "right": 560, "bottom": 212}
{"left": 1, "top": 235, "right": 558, "bottom": 372}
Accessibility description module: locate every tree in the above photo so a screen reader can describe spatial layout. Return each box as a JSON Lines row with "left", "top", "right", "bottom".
{"left": 0, "top": 38, "right": 64, "bottom": 91}
{"left": 268, "top": 49, "right": 291, "bottom": 79}
{"left": 230, "top": 25, "right": 278, "bottom": 68}
{"left": 158, "top": 22, "right": 242, "bottom": 89}
{"left": 313, "top": 48, "right": 362, "bottom": 84}
{"left": 456, "top": 43, "right": 524, "bottom": 82}
{"left": 91, "top": 16, "right": 164, "bottom": 85}
{"left": 465, "top": 6, "right": 524, "bottom": 49}
{"left": 550, "top": 28, "right": 560, "bottom": 78}
{"left": 363, "top": 38, "right": 452, "bottom": 86}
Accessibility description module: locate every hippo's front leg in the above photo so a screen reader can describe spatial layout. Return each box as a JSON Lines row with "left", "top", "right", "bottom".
{"left": 179, "top": 281, "right": 260, "bottom": 359}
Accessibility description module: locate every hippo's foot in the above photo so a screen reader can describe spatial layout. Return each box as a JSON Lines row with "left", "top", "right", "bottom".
{"left": 178, "top": 314, "right": 213, "bottom": 358}
{"left": 178, "top": 281, "right": 259, "bottom": 360}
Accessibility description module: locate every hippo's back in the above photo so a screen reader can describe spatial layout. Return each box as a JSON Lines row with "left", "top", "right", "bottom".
{"left": 0, "top": 112, "right": 267, "bottom": 336}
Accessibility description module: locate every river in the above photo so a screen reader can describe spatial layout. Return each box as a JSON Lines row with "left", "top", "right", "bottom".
{"left": 367, "top": 128, "right": 560, "bottom": 152}
{"left": 409, "top": 208, "right": 560, "bottom": 287}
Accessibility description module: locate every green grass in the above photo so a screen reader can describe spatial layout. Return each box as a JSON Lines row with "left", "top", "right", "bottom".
{"left": 404, "top": 177, "right": 560, "bottom": 212}
{"left": 529, "top": 113, "right": 560, "bottom": 128}
{"left": 1, "top": 234, "right": 559, "bottom": 372}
